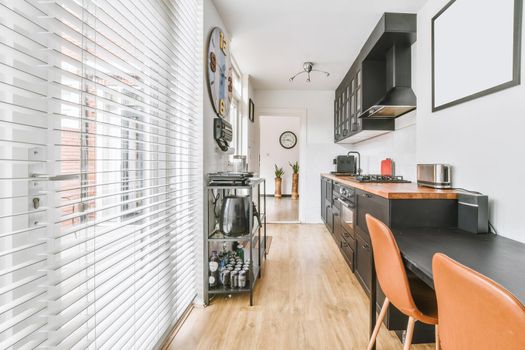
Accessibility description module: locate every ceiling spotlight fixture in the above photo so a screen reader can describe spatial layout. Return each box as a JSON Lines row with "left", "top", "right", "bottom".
{"left": 289, "top": 62, "right": 330, "bottom": 83}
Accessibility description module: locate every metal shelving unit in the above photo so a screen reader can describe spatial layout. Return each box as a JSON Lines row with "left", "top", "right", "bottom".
{"left": 204, "top": 178, "right": 266, "bottom": 306}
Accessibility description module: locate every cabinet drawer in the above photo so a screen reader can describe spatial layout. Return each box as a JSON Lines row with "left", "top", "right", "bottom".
{"left": 340, "top": 239, "right": 354, "bottom": 271}
{"left": 341, "top": 227, "right": 356, "bottom": 251}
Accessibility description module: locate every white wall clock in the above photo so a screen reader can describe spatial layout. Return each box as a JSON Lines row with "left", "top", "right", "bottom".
{"left": 207, "top": 27, "right": 232, "bottom": 118}
{"left": 279, "top": 131, "right": 297, "bottom": 149}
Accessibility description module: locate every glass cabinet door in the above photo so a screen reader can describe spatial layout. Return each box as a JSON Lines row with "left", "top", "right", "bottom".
{"left": 343, "top": 85, "right": 350, "bottom": 137}
{"left": 334, "top": 99, "right": 338, "bottom": 140}
{"left": 356, "top": 70, "right": 362, "bottom": 114}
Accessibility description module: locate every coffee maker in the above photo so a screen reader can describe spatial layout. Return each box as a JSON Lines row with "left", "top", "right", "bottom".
{"left": 332, "top": 151, "right": 360, "bottom": 175}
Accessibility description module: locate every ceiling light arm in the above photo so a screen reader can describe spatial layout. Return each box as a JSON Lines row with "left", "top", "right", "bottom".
{"left": 289, "top": 71, "right": 307, "bottom": 82}
{"left": 312, "top": 69, "right": 330, "bottom": 77}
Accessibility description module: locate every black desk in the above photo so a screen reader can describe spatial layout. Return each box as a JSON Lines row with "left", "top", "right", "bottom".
{"left": 369, "top": 228, "right": 525, "bottom": 349}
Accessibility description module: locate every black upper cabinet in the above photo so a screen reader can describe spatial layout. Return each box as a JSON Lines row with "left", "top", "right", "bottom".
{"left": 334, "top": 13, "right": 416, "bottom": 144}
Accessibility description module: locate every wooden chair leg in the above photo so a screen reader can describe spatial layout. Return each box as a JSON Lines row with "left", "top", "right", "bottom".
{"left": 367, "top": 298, "right": 390, "bottom": 350}
{"left": 435, "top": 324, "right": 440, "bottom": 350}
{"left": 403, "top": 317, "right": 416, "bottom": 350}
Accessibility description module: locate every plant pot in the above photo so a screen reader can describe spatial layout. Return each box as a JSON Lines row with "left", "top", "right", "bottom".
{"left": 291, "top": 173, "right": 299, "bottom": 200}
{"left": 274, "top": 177, "right": 282, "bottom": 198}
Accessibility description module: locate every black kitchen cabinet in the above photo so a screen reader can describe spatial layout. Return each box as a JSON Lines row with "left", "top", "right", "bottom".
{"left": 334, "top": 60, "right": 393, "bottom": 143}
{"left": 333, "top": 13, "right": 416, "bottom": 144}
{"left": 321, "top": 176, "right": 458, "bottom": 340}
{"left": 340, "top": 235, "right": 355, "bottom": 271}
{"left": 355, "top": 234, "right": 372, "bottom": 293}
{"left": 320, "top": 177, "right": 334, "bottom": 233}
{"left": 355, "top": 189, "right": 389, "bottom": 241}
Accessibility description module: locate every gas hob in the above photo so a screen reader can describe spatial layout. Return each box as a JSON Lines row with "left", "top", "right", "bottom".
{"left": 355, "top": 174, "right": 411, "bottom": 183}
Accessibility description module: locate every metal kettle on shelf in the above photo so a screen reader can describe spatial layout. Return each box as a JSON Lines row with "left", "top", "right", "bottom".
{"left": 219, "top": 195, "right": 262, "bottom": 237}
{"left": 220, "top": 196, "right": 250, "bottom": 236}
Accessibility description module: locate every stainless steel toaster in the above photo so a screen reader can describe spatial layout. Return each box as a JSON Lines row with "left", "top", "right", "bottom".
{"left": 417, "top": 164, "right": 452, "bottom": 189}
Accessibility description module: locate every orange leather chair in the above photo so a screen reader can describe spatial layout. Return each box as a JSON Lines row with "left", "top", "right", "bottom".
{"left": 433, "top": 253, "right": 525, "bottom": 350}
{"left": 366, "top": 214, "right": 439, "bottom": 350}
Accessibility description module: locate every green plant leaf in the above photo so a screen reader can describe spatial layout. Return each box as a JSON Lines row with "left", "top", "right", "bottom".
{"left": 289, "top": 161, "right": 299, "bottom": 173}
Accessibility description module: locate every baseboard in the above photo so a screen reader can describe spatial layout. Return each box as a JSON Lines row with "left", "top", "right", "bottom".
{"left": 159, "top": 302, "right": 194, "bottom": 350}
{"left": 265, "top": 194, "right": 292, "bottom": 197}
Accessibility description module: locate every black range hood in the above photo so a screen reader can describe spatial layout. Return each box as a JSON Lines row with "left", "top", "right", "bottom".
{"left": 360, "top": 44, "right": 416, "bottom": 119}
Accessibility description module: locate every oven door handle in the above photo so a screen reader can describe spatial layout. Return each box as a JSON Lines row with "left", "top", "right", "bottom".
{"left": 338, "top": 198, "right": 354, "bottom": 208}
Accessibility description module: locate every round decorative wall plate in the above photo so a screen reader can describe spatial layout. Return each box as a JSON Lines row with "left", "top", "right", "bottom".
{"left": 207, "top": 27, "right": 232, "bottom": 118}
{"left": 279, "top": 131, "right": 297, "bottom": 149}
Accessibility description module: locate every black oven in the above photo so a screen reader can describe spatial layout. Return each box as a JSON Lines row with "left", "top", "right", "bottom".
{"left": 338, "top": 196, "right": 355, "bottom": 235}
{"left": 335, "top": 184, "right": 355, "bottom": 231}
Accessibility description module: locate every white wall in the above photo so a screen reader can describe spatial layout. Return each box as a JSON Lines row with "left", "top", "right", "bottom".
{"left": 345, "top": 113, "right": 417, "bottom": 180}
{"left": 259, "top": 116, "right": 301, "bottom": 194}
{"left": 415, "top": 0, "right": 525, "bottom": 243}
{"left": 255, "top": 90, "right": 348, "bottom": 223}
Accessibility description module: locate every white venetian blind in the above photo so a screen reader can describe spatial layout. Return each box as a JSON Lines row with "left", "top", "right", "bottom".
{"left": 0, "top": 0, "right": 201, "bottom": 348}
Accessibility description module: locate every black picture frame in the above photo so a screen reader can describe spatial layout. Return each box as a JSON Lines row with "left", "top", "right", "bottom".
{"left": 431, "top": 0, "right": 523, "bottom": 112}
{"left": 249, "top": 99, "right": 255, "bottom": 123}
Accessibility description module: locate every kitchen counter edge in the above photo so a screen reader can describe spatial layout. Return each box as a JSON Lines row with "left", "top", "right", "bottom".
{"left": 322, "top": 174, "right": 458, "bottom": 200}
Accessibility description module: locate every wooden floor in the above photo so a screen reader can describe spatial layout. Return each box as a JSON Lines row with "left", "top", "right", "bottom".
{"left": 168, "top": 224, "right": 434, "bottom": 350}
{"left": 265, "top": 196, "right": 299, "bottom": 222}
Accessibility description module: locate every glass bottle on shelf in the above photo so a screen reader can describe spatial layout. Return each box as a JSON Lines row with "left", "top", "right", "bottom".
{"left": 236, "top": 243, "right": 245, "bottom": 261}
{"left": 218, "top": 242, "right": 229, "bottom": 268}
{"left": 209, "top": 250, "right": 220, "bottom": 289}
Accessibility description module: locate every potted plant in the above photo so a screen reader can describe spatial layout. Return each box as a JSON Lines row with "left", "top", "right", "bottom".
{"left": 274, "top": 165, "right": 284, "bottom": 198}
{"left": 289, "top": 161, "right": 299, "bottom": 200}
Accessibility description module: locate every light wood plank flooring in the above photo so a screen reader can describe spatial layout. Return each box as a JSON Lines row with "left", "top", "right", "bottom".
{"left": 265, "top": 196, "right": 299, "bottom": 222}
{"left": 167, "top": 224, "right": 434, "bottom": 350}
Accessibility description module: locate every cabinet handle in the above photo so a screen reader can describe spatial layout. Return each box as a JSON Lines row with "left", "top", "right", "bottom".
{"left": 362, "top": 243, "right": 369, "bottom": 251}
{"left": 360, "top": 193, "right": 373, "bottom": 198}
{"left": 333, "top": 213, "right": 339, "bottom": 217}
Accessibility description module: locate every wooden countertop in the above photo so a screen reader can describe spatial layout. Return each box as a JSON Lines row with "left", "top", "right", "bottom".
{"left": 322, "top": 173, "right": 458, "bottom": 200}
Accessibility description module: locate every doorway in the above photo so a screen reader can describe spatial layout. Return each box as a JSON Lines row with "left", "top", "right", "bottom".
{"left": 259, "top": 115, "right": 300, "bottom": 223}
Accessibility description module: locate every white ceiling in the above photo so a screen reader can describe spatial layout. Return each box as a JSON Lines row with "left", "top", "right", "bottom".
{"left": 212, "top": 0, "right": 427, "bottom": 90}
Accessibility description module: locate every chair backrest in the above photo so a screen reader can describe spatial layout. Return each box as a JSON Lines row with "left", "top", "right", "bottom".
{"left": 365, "top": 214, "right": 419, "bottom": 316}
{"left": 433, "top": 253, "right": 525, "bottom": 350}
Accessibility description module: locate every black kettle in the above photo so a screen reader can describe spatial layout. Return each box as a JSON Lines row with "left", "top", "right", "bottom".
{"left": 220, "top": 196, "right": 250, "bottom": 236}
